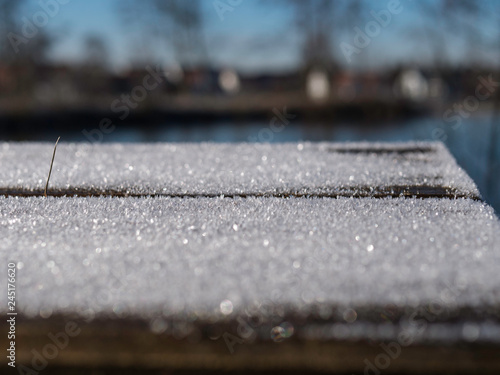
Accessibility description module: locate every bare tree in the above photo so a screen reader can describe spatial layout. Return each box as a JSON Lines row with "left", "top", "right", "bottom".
{"left": 118, "top": 0, "right": 207, "bottom": 67}
{"left": 280, "top": 0, "right": 367, "bottom": 70}
{"left": 0, "top": 0, "right": 23, "bottom": 62}
{"left": 0, "top": 0, "right": 54, "bottom": 65}
{"left": 289, "top": 0, "right": 334, "bottom": 68}
{"left": 83, "top": 35, "right": 109, "bottom": 69}
{"left": 410, "top": 0, "right": 486, "bottom": 69}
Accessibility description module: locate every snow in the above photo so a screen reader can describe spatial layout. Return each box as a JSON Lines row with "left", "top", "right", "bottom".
{"left": 0, "top": 196, "right": 499, "bottom": 343}
{"left": 0, "top": 142, "right": 479, "bottom": 198}
{"left": 0, "top": 141, "right": 496, "bottom": 344}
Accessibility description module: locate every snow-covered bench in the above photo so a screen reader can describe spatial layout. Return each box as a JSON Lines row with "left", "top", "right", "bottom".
{"left": 1, "top": 142, "right": 499, "bottom": 373}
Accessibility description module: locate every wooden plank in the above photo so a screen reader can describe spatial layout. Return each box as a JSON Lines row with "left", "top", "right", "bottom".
{"left": 0, "top": 142, "right": 480, "bottom": 198}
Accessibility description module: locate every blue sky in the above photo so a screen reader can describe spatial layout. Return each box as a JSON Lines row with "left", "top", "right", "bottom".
{"left": 17, "top": 0, "right": 500, "bottom": 73}
{"left": 41, "top": 0, "right": 301, "bottom": 73}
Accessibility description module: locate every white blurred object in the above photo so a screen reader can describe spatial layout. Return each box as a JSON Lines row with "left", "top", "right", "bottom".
{"left": 218, "top": 69, "right": 240, "bottom": 94}
{"left": 306, "top": 69, "right": 330, "bottom": 102}
{"left": 163, "top": 63, "right": 184, "bottom": 85}
{"left": 396, "top": 69, "right": 429, "bottom": 102}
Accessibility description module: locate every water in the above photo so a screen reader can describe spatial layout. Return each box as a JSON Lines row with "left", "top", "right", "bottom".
{"left": 12, "top": 113, "right": 500, "bottom": 213}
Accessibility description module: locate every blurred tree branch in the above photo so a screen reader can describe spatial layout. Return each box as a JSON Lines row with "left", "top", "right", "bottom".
{"left": 261, "top": 0, "right": 367, "bottom": 70}
{"left": 0, "top": 0, "right": 24, "bottom": 62}
{"left": 410, "top": 0, "right": 490, "bottom": 69}
{"left": 118, "top": 0, "right": 206, "bottom": 67}
{"left": 0, "top": 0, "right": 54, "bottom": 65}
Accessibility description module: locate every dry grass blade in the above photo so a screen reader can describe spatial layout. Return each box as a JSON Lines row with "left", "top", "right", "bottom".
{"left": 44, "top": 137, "right": 61, "bottom": 198}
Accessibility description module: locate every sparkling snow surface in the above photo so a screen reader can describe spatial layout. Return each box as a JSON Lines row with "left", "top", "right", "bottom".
{"left": 0, "top": 197, "right": 499, "bottom": 325}
{"left": 0, "top": 142, "right": 498, "bottom": 344}
{"left": 0, "top": 142, "right": 479, "bottom": 197}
